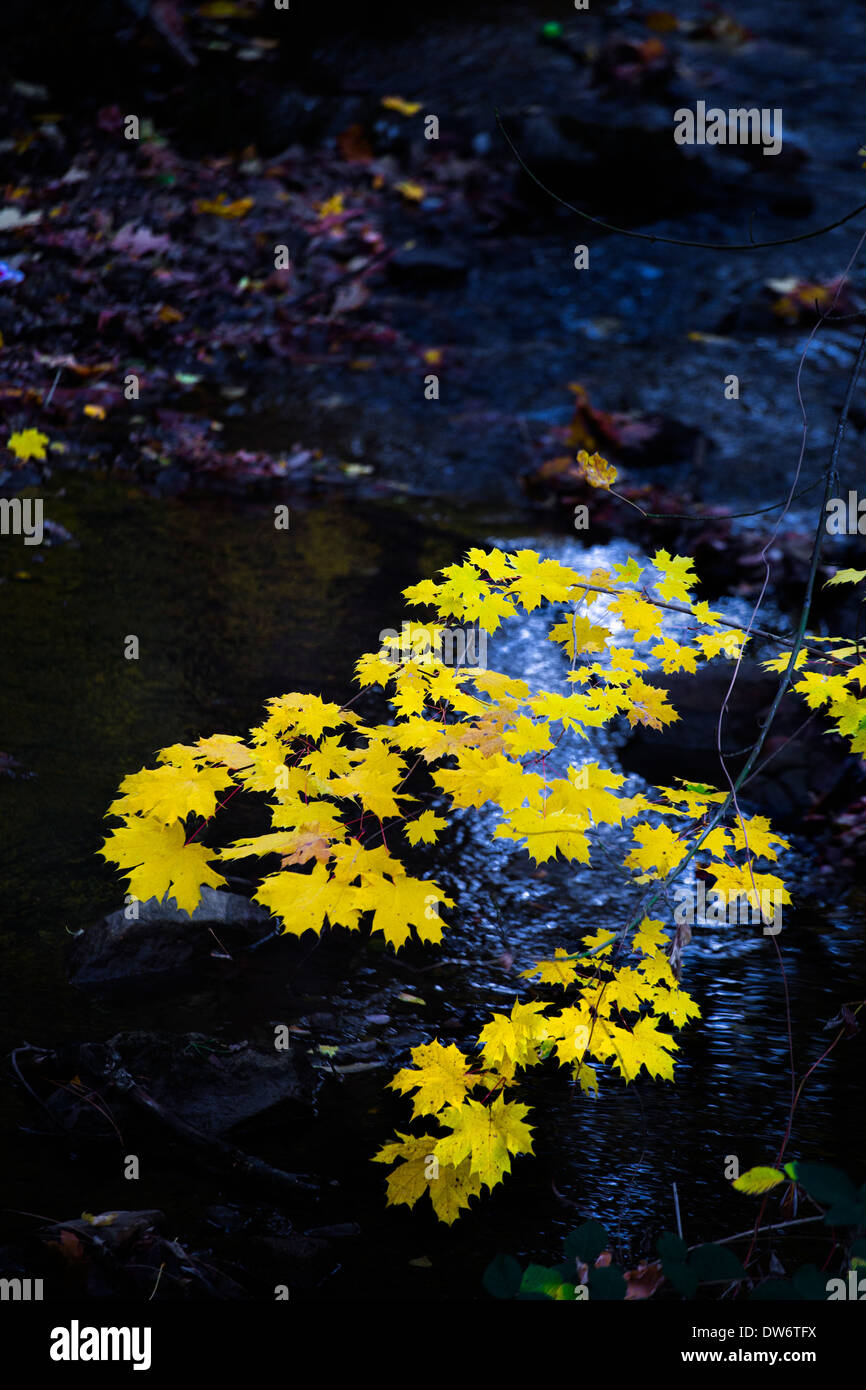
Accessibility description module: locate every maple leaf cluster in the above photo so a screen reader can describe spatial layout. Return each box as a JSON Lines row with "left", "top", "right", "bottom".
{"left": 99, "top": 544, "right": 866, "bottom": 1224}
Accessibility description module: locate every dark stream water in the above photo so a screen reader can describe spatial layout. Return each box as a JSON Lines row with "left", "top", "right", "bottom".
{"left": 2, "top": 481, "right": 864, "bottom": 1299}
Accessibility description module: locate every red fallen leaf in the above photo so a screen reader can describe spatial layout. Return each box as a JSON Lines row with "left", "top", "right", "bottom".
{"left": 624, "top": 1259, "right": 665, "bottom": 1299}
{"left": 536, "top": 455, "right": 575, "bottom": 479}
{"left": 576, "top": 1249, "right": 614, "bottom": 1283}
{"left": 646, "top": 11, "right": 680, "bottom": 32}
{"left": 50, "top": 1229, "right": 87, "bottom": 1263}
{"left": 596, "top": 34, "right": 671, "bottom": 87}
{"left": 338, "top": 124, "right": 373, "bottom": 165}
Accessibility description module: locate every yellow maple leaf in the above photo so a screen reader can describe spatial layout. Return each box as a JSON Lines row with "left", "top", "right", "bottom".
{"left": 652, "top": 549, "right": 698, "bottom": 601}
{"left": 502, "top": 715, "right": 554, "bottom": 757}
{"left": 195, "top": 734, "right": 253, "bottom": 770}
{"left": 732, "top": 1165, "right": 786, "bottom": 1194}
{"left": 107, "top": 749, "right": 234, "bottom": 824}
{"left": 729, "top": 814, "right": 789, "bottom": 861}
{"left": 259, "top": 691, "right": 346, "bottom": 741}
{"left": 370, "top": 873, "right": 453, "bottom": 948}
{"left": 650, "top": 985, "right": 702, "bottom": 1028}
{"left": 825, "top": 567, "right": 866, "bottom": 587}
{"left": 706, "top": 863, "right": 791, "bottom": 915}
{"left": 609, "top": 591, "right": 663, "bottom": 643}
{"left": 651, "top": 637, "right": 699, "bottom": 674}
{"left": 372, "top": 1132, "right": 434, "bottom": 1208}
{"left": 494, "top": 807, "right": 590, "bottom": 864}
{"left": 395, "top": 181, "right": 425, "bottom": 202}
{"left": 405, "top": 809, "right": 448, "bottom": 845}
{"left": 794, "top": 670, "right": 854, "bottom": 710}
{"left": 506, "top": 551, "right": 579, "bottom": 610}
{"left": 429, "top": 1157, "right": 485, "bottom": 1224}
{"left": 7, "top": 428, "right": 50, "bottom": 461}
{"left": 381, "top": 96, "right": 422, "bottom": 115}
{"left": 435, "top": 1095, "right": 534, "bottom": 1188}
{"left": 478, "top": 1000, "right": 550, "bottom": 1078}
{"left": 335, "top": 740, "right": 408, "bottom": 819}
{"left": 355, "top": 650, "right": 398, "bottom": 687}
{"left": 576, "top": 449, "right": 617, "bottom": 489}
{"left": 624, "top": 676, "right": 679, "bottom": 730}
{"left": 465, "top": 547, "right": 516, "bottom": 581}
{"left": 521, "top": 947, "right": 579, "bottom": 988}
{"left": 193, "top": 194, "right": 253, "bottom": 219}
{"left": 547, "top": 1005, "right": 594, "bottom": 1064}
{"left": 219, "top": 828, "right": 335, "bottom": 866}
{"left": 607, "top": 1015, "right": 679, "bottom": 1082}
{"left": 697, "top": 629, "right": 746, "bottom": 660}
{"left": 625, "top": 824, "right": 689, "bottom": 880}
{"left": 255, "top": 860, "right": 361, "bottom": 936}
{"left": 99, "top": 817, "right": 226, "bottom": 915}
{"left": 389, "top": 1040, "right": 474, "bottom": 1116}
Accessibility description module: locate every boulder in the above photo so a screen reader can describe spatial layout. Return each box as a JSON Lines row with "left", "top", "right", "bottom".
{"left": 77, "top": 1029, "right": 315, "bottom": 1136}
{"left": 68, "top": 887, "right": 272, "bottom": 993}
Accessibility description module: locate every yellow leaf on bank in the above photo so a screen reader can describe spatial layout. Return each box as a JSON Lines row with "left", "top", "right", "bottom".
{"left": 7, "top": 428, "right": 50, "bottom": 461}
{"left": 382, "top": 96, "right": 422, "bottom": 116}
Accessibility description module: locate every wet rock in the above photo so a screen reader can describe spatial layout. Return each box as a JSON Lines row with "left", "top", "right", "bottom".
{"left": 305, "top": 1222, "right": 361, "bottom": 1241}
{"left": 387, "top": 245, "right": 470, "bottom": 285}
{"left": 34, "top": 1208, "right": 249, "bottom": 1298}
{"left": 68, "top": 887, "right": 271, "bottom": 993}
{"left": 205, "top": 1205, "right": 255, "bottom": 1235}
{"left": 80, "top": 1029, "right": 316, "bottom": 1137}
{"left": 41, "top": 1209, "right": 165, "bottom": 1254}
{"left": 245, "top": 1223, "right": 360, "bottom": 1289}
{"left": 619, "top": 662, "right": 858, "bottom": 822}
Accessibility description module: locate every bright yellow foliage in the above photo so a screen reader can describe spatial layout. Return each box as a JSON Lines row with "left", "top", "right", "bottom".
{"left": 103, "top": 543, "right": 866, "bottom": 1224}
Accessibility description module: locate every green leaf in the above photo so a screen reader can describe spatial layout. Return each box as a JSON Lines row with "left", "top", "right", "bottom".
{"left": 483, "top": 1253, "right": 523, "bottom": 1299}
{"left": 520, "top": 1264, "right": 565, "bottom": 1298}
{"left": 657, "top": 1231, "right": 688, "bottom": 1262}
{"left": 789, "top": 1162, "right": 857, "bottom": 1205}
{"left": 792, "top": 1265, "right": 833, "bottom": 1300}
{"left": 690, "top": 1243, "right": 746, "bottom": 1284}
{"left": 824, "top": 1199, "right": 866, "bottom": 1227}
{"left": 588, "top": 1264, "right": 627, "bottom": 1300}
{"left": 566, "top": 1220, "right": 609, "bottom": 1266}
{"left": 751, "top": 1279, "right": 803, "bottom": 1301}
{"left": 751, "top": 1264, "right": 831, "bottom": 1301}
{"left": 663, "top": 1260, "right": 698, "bottom": 1298}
